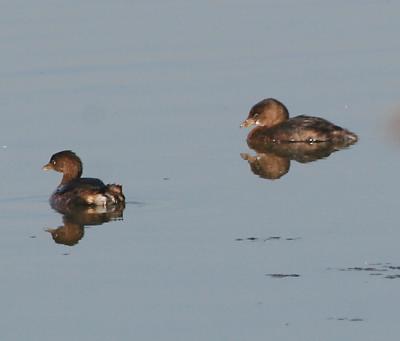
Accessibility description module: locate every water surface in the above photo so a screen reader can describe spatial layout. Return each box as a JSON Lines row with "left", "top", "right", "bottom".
{"left": 1, "top": 1, "right": 400, "bottom": 340}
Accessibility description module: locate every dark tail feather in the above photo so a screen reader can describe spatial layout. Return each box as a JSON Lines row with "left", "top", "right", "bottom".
{"left": 105, "top": 184, "right": 125, "bottom": 205}
{"left": 332, "top": 129, "right": 358, "bottom": 146}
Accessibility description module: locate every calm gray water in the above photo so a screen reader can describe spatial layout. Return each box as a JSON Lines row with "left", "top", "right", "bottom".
{"left": 1, "top": 1, "right": 400, "bottom": 340}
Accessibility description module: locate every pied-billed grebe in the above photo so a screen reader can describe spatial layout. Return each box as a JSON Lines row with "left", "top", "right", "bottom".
{"left": 240, "top": 98, "right": 358, "bottom": 144}
{"left": 43, "top": 150, "right": 125, "bottom": 208}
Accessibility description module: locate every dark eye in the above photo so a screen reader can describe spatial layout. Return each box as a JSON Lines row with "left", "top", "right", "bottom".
{"left": 253, "top": 113, "right": 259, "bottom": 118}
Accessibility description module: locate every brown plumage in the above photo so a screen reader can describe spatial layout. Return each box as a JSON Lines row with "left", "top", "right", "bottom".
{"left": 241, "top": 98, "right": 358, "bottom": 144}
{"left": 43, "top": 150, "right": 125, "bottom": 210}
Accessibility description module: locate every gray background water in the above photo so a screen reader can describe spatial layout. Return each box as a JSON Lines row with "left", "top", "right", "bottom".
{"left": 1, "top": 1, "right": 400, "bottom": 340}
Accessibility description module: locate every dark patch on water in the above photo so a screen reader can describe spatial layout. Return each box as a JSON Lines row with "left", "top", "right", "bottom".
{"left": 235, "top": 236, "right": 300, "bottom": 242}
{"left": 29, "top": 235, "right": 36, "bottom": 238}
{"left": 330, "top": 263, "right": 400, "bottom": 279}
{"left": 328, "top": 317, "right": 364, "bottom": 322}
{"left": 266, "top": 273, "right": 300, "bottom": 278}
{"left": 386, "top": 266, "right": 400, "bottom": 270}
{"left": 384, "top": 274, "right": 400, "bottom": 279}
{"left": 338, "top": 267, "right": 388, "bottom": 272}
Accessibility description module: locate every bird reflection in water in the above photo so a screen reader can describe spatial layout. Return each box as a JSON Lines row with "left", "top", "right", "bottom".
{"left": 241, "top": 151, "right": 290, "bottom": 180}
{"left": 46, "top": 204, "right": 124, "bottom": 246}
{"left": 241, "top": 140, "right": 356, "bottom": 180}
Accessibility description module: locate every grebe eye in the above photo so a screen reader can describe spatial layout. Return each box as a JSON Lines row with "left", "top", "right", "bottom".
{"left": 52, "top": 160, "right": 56, "bottom": 165}
{"left": 253, "top": 113, "right": 259, "bottom": 118}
